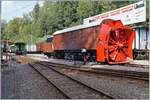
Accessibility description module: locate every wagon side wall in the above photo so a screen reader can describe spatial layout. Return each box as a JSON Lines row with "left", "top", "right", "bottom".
{"left": 53, "top": 25, "right": 100, "bottom": 51}
{"left": 41, "top": 42, "right": 53, "bottom": 53}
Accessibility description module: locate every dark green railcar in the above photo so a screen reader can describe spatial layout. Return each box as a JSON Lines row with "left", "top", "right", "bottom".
{"left": 14, "top": 42, "right": 26, "bottom": 55}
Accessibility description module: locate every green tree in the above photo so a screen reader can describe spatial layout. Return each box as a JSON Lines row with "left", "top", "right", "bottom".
{"left": 146, "top": 0, "right": 149, "bottom": 21}
{"left": 1, "top": 20, "right": 7, "bottom": 40}
{"left": 3, "top": 0, "right": 148, "bottom": 43}
{"left": 4, "top": 18, "right": 22, "bottom": 41}
{"left": 39, "top": 1, "right": 58, "bottom": 36}
{"left": 31, "top": 3, "right": 40, "bottom": 21}
{"left": 77, "top": 0, "right": 95, "bottom": 23}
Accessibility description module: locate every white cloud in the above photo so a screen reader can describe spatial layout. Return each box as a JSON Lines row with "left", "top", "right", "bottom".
{"left": 2, "top": 1, "right": 13, "bottom": 5}
{"left": 2, "top": 1, "right": 13, "bottom": 8}
{"left": 38, "top": 1, "right": 44, "bottom": 7}
{"left": 2, "top": 1, "right": 15, "bottom": 21}
{"left": 2, "top": 1, "right": 14, "bottom": 13}
{"left": 1, "top": 1, "right": 45, "bottom": 21}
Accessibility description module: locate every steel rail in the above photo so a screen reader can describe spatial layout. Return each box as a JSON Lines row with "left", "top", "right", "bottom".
{"left": 36, "top": 62, "right": 116, "bottom": 99}
{"left": 28, "top": 63, "right": 71, "bottom": 99}
{"left": 39, "top": 61, "right": 149, "bottom": 81}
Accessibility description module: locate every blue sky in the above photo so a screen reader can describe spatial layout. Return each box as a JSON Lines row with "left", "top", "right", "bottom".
{"left": 2, "top": 0, "right": 44, "bottom": 22}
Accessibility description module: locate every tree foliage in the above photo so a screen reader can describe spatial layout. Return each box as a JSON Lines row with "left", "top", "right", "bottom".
{"left": 1, "top": 20, "right": 7, "bottom": 34}
{"left": 2, "top": 0, "right": 148, "bottom": 43}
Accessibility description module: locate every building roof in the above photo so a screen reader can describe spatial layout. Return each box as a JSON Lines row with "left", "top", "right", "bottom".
{"left": 132, "top": 23, "right": 149, "bottom": 28}
{"left": 1, "top": 40, "right": 14, "bottom": 45}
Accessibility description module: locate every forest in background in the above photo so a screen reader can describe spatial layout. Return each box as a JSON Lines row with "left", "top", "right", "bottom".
{"left": 1, "top": 0, "right": 149, "bottom": 44}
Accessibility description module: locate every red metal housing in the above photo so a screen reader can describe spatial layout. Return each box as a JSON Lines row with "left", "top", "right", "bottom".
{"left": 96, "top": 19, "right": 135, "bottom": 64}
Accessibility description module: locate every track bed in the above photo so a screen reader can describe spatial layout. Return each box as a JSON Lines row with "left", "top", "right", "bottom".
{"left": 29, "top": 63, "right": 113, "bottom": 99}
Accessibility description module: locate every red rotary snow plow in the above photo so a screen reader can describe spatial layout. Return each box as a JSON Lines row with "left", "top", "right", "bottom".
{"left": 96, "top": 19, "right": 135, "bottom": 64}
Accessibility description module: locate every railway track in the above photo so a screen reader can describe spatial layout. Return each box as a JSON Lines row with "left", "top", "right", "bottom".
{"left": 28, "top": 63, "right": 114, "bottom": 99}
{"left": 39, "top": 61, "right": 149, "bottom": 81}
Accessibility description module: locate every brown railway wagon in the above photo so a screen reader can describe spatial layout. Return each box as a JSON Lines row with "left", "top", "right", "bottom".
{"left": 53, "top": 25, "right": 99, "bottom": 50}
{"left": 36, "top": 43, "right": 42, "bottom": 52}
{"left": 36, "top": 42, "right": 53, "bottom": 53}
{"left": 52, "top": 19, "right": 135, "bottom": 63}
{"left": 41, "top": 42, "right": 53, "bottom": 53}
{"left": 53, "top": 19, "right": 117, "bottom": 51}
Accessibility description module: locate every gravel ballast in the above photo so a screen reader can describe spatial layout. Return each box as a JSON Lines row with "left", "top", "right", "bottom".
{"left": 1, "top": 60, "right": 66, "bottom": 99}
{"left": 55, "top": 67, "right": 149, "bottom": 99}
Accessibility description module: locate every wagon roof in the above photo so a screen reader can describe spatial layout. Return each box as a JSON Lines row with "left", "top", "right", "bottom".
{"left": 47, "top": 35, "right": 54, "bottom": 38}
{"left": 53, "top": 21, "right": 100, "bottom": 35}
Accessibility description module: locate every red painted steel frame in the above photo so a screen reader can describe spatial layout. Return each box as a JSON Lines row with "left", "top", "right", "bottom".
{"left": 97, "top": 19, "right": 135, "bottom": 64}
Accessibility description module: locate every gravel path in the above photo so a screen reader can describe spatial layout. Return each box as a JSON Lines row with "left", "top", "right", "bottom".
{"left": 1, "top": 60, "right": 66, "bottom": 99}
{"left": 55, "top": 67, "right": 149, "bottom": 99}
{"left": 1, "top": 64, "right": 15, "bottom": 99}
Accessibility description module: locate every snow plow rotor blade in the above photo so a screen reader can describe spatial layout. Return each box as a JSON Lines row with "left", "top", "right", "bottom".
{"left": 97, "top": 19, "right": 135, "bottom": 64}
{"left": 108, "top": 26, "right": 135, "bottom": 64}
